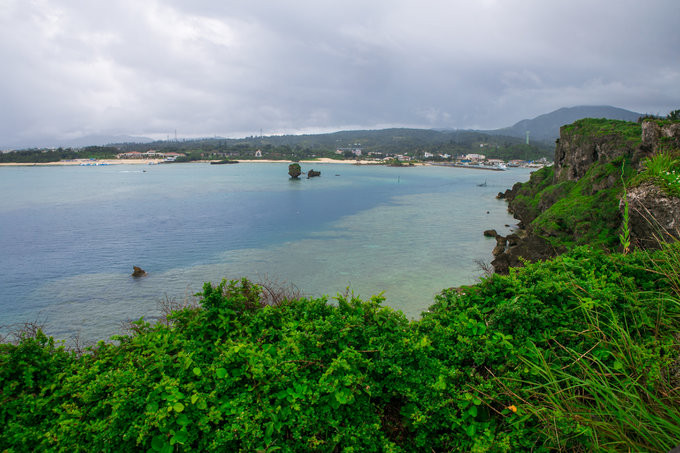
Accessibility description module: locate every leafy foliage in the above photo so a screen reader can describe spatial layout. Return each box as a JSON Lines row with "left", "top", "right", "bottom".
{"left": 2, "top": 248, "right": 679, "bottom": 452}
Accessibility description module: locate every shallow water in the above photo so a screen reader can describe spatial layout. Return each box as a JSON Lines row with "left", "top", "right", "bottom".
{"left": 0, "top": 162, "right": 531, "bottom": 341}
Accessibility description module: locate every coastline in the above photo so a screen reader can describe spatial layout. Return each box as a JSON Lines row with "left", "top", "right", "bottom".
{"left": 0, "top": 159, "right": 165, "bottom": 166}
{"left": 0, "top": 157, "right": 425, "bottom": 167}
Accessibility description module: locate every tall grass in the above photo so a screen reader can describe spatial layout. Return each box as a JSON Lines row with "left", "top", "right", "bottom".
{"left": 518, "top": 243, "right": 680, "bottom": 452}
{"left": 619, "top": 161, "right": 631, "bottom": 254}
{"left": 636, "top": 152, "right": 680, "bottom": 197}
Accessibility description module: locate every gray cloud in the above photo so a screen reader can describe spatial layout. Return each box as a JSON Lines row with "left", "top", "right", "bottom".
{"left": 1, "top": 0, "right": 679, "bottom": 147}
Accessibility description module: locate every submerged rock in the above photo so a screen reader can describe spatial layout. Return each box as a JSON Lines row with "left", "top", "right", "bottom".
{"left": 131, "top": 266, "right": 147, "bottom": 278}
{"left": 483, "top": 229, "right": 497, "bottom": 238}
{"left": 307, "top": 169, "right": 321, "bottom": 178}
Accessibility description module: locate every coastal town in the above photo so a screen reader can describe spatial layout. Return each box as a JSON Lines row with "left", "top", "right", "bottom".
{"left": 112, "top": 147, "right": 551, "bottom": 169}
{"left": 0, "top": 147, "right": 551, "bottom": 168}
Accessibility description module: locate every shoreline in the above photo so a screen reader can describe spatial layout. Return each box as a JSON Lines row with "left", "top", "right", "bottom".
{"left": 0, "top": 157, "right": 426, "bottom": 167}
{"left": 0, "top": 159, "right": 165, "bottom": 166}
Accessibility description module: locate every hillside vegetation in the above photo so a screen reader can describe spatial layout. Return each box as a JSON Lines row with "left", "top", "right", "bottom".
{"left": 2, "top": 246, "right": 679, "bottom": 452}
{"left": 500, "top": 117, "right": 679, "bottom": 258}
{"left": 1, "top": 128, "right": 552, "bottom": 163}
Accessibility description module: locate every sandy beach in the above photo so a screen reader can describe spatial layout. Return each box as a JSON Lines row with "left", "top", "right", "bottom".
{"left": 0, "top": 159, "right": 165, "bottom": 166}
{"left": 0, "top": 157, "right": 412, "bottom": 166}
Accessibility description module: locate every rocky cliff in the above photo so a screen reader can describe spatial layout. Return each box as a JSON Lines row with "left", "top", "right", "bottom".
{"left": 491, "top": 118, "right": 680, "bottom": 274}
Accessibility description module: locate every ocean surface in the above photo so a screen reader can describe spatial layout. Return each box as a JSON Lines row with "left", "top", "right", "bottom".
{"left": 0, "top": 163, "right": 531, "bottom": 343}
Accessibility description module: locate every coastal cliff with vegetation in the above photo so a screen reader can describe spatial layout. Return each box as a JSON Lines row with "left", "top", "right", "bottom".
{"left": 492, "top": 116, "right": 680, "bottom": 273}
{"left": 2, "top": 117, "right": 680, "bottom": 452}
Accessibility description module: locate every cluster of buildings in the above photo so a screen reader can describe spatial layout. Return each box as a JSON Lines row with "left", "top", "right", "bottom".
{"left": 116, "top": 151, "right": 186, "bottom": 162}
{"left": 332, "top": 148, "right": 549, "bottom": 167}
{"left": 459, "top": 154, "right": 549, "bottom": 168}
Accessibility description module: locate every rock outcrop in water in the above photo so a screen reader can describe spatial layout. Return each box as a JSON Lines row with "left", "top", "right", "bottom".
{"left": 307, "top": 169, "right": 321, "bottom": 178}
{"left": 131, "top": 266, "right": 147, "bottom": 278}
{"left": 288, "top": 163, "right": 301, "bottom": 179}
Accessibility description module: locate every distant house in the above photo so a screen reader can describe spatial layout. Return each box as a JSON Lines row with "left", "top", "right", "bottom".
{"left": 163, "top": 152, "right": 185, "bottom": 162}
{"left": 336, "top": 147, "right": 362, "bottom": 157}
{"left": 486, "top": 159, "right": 504, "bottom": 165}
{"left": 117, "top": 151, "right": 143, "bottom": 159}
{"left": 255, "top": 150, "right": 262, "bottom": 157}
{"left": 423, "top": 152, "right": 434, "bottom": 158}
{"left": 464, "top": 153, "right": 485, "bottom": 161}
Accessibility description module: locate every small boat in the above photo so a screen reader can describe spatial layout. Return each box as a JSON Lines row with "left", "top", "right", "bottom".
{"left": 477, "top": 179, "right": 487, "bottom": 187}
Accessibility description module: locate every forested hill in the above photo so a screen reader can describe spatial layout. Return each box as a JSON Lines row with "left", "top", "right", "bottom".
{"left": 116, "top": 127, "right": 552, "bottom": 161}
{"left": 2, "top": 128, "right": 554, "bottom": 163}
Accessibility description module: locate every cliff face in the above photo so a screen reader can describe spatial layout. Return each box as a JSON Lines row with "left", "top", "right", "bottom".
{"left": 626, "top": 182, "right": 680, "bottom": 249}
{"left": 491, "top": 118, "right": 680, "bottom": 274}
{"left": 553, "top": 119, "right": 641, "bottom": 182}
{"left": 641, "top": 121, "right": 680, "bottom": 152}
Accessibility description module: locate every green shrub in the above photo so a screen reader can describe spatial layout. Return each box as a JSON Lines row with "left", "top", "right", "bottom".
{"left": 1, "top": 248, "right": 678, "bottom": 452}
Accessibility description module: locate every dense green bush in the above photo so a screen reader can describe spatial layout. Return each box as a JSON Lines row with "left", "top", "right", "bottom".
{"left": 2, "top": 248, "right": 679, "bottom": 452}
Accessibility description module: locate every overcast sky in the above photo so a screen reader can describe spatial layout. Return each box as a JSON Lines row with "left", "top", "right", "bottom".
{"left": 1, "top": 0, "right": 679, "bottom": 147}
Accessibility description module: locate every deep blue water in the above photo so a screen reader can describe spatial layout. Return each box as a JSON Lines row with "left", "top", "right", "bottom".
{"left": 0, "top": 163, "right": 531, "bottom": 342}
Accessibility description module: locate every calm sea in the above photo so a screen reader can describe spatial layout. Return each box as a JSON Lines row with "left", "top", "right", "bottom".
{"left": 0, "top": 163, "right": 531, "bottom": 342}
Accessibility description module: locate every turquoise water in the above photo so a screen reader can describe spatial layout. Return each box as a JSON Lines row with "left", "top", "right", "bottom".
{"left": 0, "top": 163, "right": 531, "bottom": 342}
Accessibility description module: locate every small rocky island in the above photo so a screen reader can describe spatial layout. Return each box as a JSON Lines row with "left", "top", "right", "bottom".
{"left": 288, "top": 163, "right": 301, "bottom": 179}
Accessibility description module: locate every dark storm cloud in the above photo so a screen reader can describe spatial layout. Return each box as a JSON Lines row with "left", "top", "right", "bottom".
{"left": 0, "top": 0, "right": 678, "bottom": 147}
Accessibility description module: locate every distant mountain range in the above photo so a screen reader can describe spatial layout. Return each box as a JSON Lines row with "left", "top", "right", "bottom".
{"left": 484, "top": 105, "right": 642, "bottom": 142}
{"left": 1, "top": 105, "right": 643, "bottom": 150}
